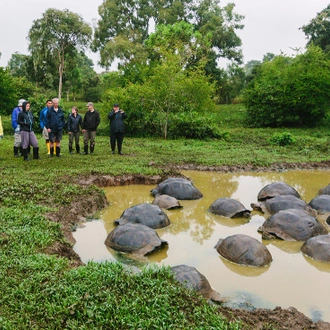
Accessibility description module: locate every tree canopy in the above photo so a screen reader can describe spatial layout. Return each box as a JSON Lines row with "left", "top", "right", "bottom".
{"left": 301, "top": 5, "right": 330, "bottom": 52}
{"left": 92, "top": 0, "right": 244, "bottom": 69}
{"left": 28, "top": 8, "right": 92, "bottom": 101}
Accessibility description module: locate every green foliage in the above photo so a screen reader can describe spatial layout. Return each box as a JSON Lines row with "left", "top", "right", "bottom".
{"left": 269, "top": 132, "right": 296, "bottom": 146}
{"left": 168, "top": 111, "right": 222, "bottom": 139}
{"left": 0, "top": 67, "right": 17, "bottom": 115}
{"left": 28, "top": 8, "right": 92, "bottom": 100}
{"left": 244, "top": 46, "right": 330, "bottom": 127}
{"left": 301, "top": 5, "right": 330, "bottom": 52}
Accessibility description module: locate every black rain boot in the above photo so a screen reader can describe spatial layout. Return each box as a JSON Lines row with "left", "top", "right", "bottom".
{"left": 76, "top": 145, "right": 80, "bottom": 154}
{"left": 33, "top": 147, "right": 40, "bottom": 159}
{"left": 23, "top": 149, "right": 29, "bottom": 161}
{"left": 49, "top": 147, "right": 54, "bottom": 158}
{"left": 69, "top": 145, "right": 73, "bottom": 154}
{"left": 56, "top": 146, "right": 61, "bottom": 157}
{"left": 90, "top": 145, "right": 94, "bottom": 154}
{"left": 14, "top": 146, "right": 19, "bottom": 157}
{"left": 83, "top": 145, "right": 88, "bottom": 155}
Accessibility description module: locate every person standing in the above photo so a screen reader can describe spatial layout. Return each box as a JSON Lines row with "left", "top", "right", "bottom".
{"left": 17, "top": 101, "right": 40, "bottom": 161}
{"left": 39, "top": 99, "right": 53, "bottom": 155}
{"left": 67, "top": 106, "right": 82, "bottom": 154}
{"left": 108, "top": 103, "right": 127, "bottom": 155}
{"left": 82, "top": 102, "right": 100, "bottom": 155}
{"left": 11, "top": 99, "right": 26, "bottom": 157}
{"left": 46, "top": 98, "right": 65, "bottom": 157}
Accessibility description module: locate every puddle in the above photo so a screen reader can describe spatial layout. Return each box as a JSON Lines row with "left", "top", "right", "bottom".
{"left": 73, "top": 170, "right": 330, "bottom": 322}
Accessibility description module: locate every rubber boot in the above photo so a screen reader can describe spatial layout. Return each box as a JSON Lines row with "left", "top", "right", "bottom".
{"left": 90, "top": 145, "right": 94, "bottom": 154}
{"left": 49, "top": 147, "right": 54, "bottom": 158}
{"left": 33, "top": 147, "right": 40, "bottom": 159}
{"left": 23, "top": 148, "right": 29, "bottom": 161}
{"left": 14, "top": 146, "right": 19, "bottom": 157}
{"left": 46, "top": 141, "right": 50, "bottom": 155}
{"left": 83, "top": 145, "right": 88, "bottom": 155}
{"left": 69, "top": 145, "right": 73, "bottom": 154}
{"left": 56, "top": 146, "right": 61, "bottom": 157}
{"left": 76, "top": 145, "right": 80, "bottom": 154}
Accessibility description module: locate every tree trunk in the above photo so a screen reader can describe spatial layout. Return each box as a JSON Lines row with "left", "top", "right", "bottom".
{"left": 58, "top": 51, "right": 65, "bottom": 102}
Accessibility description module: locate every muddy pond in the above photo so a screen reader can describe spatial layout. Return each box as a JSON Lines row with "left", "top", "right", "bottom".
{"left": 73, "top": 170, "right": 330, "bottom": 322}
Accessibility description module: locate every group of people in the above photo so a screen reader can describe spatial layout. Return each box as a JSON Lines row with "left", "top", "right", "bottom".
{"left": 11, "top": 98, "right": 127, "bottom": 161}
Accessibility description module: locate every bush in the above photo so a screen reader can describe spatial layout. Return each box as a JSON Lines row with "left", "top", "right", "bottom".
{"left": 244, "top": 46, "right": 330, "bottom": 127}
{"left": 168, "top": 112, "right": 222, "bottom": 139}
{"left": 269, "top": 132, "right": 296, "bottom": 146}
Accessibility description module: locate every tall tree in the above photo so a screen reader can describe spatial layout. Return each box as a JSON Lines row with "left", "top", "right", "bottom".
{"left": 28, "top": 8, "right": 92, "bottom": 101}
{"left": 92, "top": 0, "right": 243, "bottom": 69}
{"left": 301, "top": 5, "right": 330, "bottom": 52}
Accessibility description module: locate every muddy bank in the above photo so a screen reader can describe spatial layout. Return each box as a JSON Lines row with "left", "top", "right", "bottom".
{"left": 45, "top": 164, "right": 330, "bottom": 329}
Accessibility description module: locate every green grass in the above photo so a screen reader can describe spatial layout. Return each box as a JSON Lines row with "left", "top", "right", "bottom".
{"left": 1, "top": 104, "right": 330, "bottom": 329}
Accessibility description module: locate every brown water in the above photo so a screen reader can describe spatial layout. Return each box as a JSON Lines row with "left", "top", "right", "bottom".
{"left": 73, "top": 170, "right": 330, "bottom": 322}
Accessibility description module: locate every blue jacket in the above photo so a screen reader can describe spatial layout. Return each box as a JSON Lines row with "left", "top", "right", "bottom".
{"left": 39, "top": 106, "right": 49, "bottom": 129}
{"left": 46, "top": 107, "right": 65, "bottom": 131}
{"left": 11, "top": 106, "right": 21, "bottom": 132}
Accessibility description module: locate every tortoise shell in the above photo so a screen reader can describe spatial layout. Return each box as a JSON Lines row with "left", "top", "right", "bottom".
{"left": 114, "top": 203, "right": 171, "bottom": 229}
{"left": 152, "top": 194, "right": 182, "bottom": 210}
{"left": 208, "top": 198, "right": 251, "bottom": 218}
{"left": 258, "top": 209, "right": 327, "bottom": 241}
{"left": 150, "top": 177, "right": 203, "bottom": 200}
{"left": 214, "top": 234, "right": 272, "bottom": 267}
{"left": 170, "top": 264, "right": 221, "bottom": 302}
{"left": 301, "top": 235, "right": 330, "bottom": 263}
{"left": 104, "top": 223, "right": 168, "bottom": 256}
{"left": 257, "top": 182, "right": 300, "bottom": 201}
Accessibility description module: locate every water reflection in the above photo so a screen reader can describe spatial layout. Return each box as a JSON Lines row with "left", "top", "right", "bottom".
{"left": 73, "top": 169, "right": 330, "bottom": 322}
{"left": 220, "top": 257, "right": 271, "bottom": 277}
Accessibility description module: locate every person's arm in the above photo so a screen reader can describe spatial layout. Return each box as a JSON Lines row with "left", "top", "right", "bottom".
{"left": 39, "top": 109, "right": 45, "bottom": 129}
{"left": 108, "top": 110, "right": 115, "bottom": 119}
{"left": 96, "top": 112, "right": 100, "bottom": 128}
{"left": 12, "top": 109, "right": 18, "bottom": 129}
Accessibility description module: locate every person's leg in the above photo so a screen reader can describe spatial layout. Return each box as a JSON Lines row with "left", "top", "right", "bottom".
{"left": 43, "top": 128, "right": 50, "bottom": 154}
{"left": 90, "top": 131, "right": 96, "bottom": 154}
{"left": 110, "top": 133, "right": 116, "bottom": 153}
{"left": 30, "top": 132, "right": 40, "bottom": 159}
{"left": 68, "top": 132, "right": 74, "bottom": 154}
{"left": 75, "top": 132, "right": 80, "bottom": 153}
{"left": 13, "top": 133, "right": 21, "bottom": 157}
{"left": 83, "top": 131, "right": 89, "bottom": 154}
{"left": 49, "top": 132, "right": 55, "bottom": 157}
{"left": 117, "top": 133, "right": 124, "bottom": 155}
{"left": 20, "top": 131, "right": 29, "bottom": 161}
{"left": 55, "top": 129, "right": 63, "bottom": 157}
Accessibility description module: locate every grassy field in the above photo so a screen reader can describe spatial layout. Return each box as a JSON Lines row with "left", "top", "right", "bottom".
{"left": 1, "top": 104, "right": 330, "bottom": 329}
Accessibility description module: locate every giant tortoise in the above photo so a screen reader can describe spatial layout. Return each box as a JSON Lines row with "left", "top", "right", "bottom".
{"left": 214, "top": 234, "right": 272, "bottom": 267}
{"left": 170, "top": 264, "right": 222, "bottom": 302}
{"left": 208, "top": 198, "right": 251, "bottom": 218}
{"left": 152, "top": 194, "right": 182, "bottom": 210}
{"left": 150, "top": 177, "right": 203, "bottom": 200}
{"left": 308, "top": 195, "right": 330, "bottom": 213}
{"left": 257, "top": 182, "right": 300, "bottom": 201}
{"left": 114, "top": 203, "right": 171, "bottom": 229}
{"left": 301, "top": 234, "right": 330, "bottom": 263}
{"left": 104, "top": 223, "right": 168, "bottom": 256}
{"left": 258, "top": 208, "right": 327, "bottom": 241}
{"left": 318, "top": 184, "right": 330, "bottom": 196}
{"left": 251, "top": 195, "right": 316, "bottom": 216}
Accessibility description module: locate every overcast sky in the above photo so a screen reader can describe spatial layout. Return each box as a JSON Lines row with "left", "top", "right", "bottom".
{"left": 0, "top": 0, "right": 329, "bottom": 72}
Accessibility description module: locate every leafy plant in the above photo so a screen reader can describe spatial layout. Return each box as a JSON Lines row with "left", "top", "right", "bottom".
{"left": 269, "top": 132, "right": 296, "bottom": 146}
